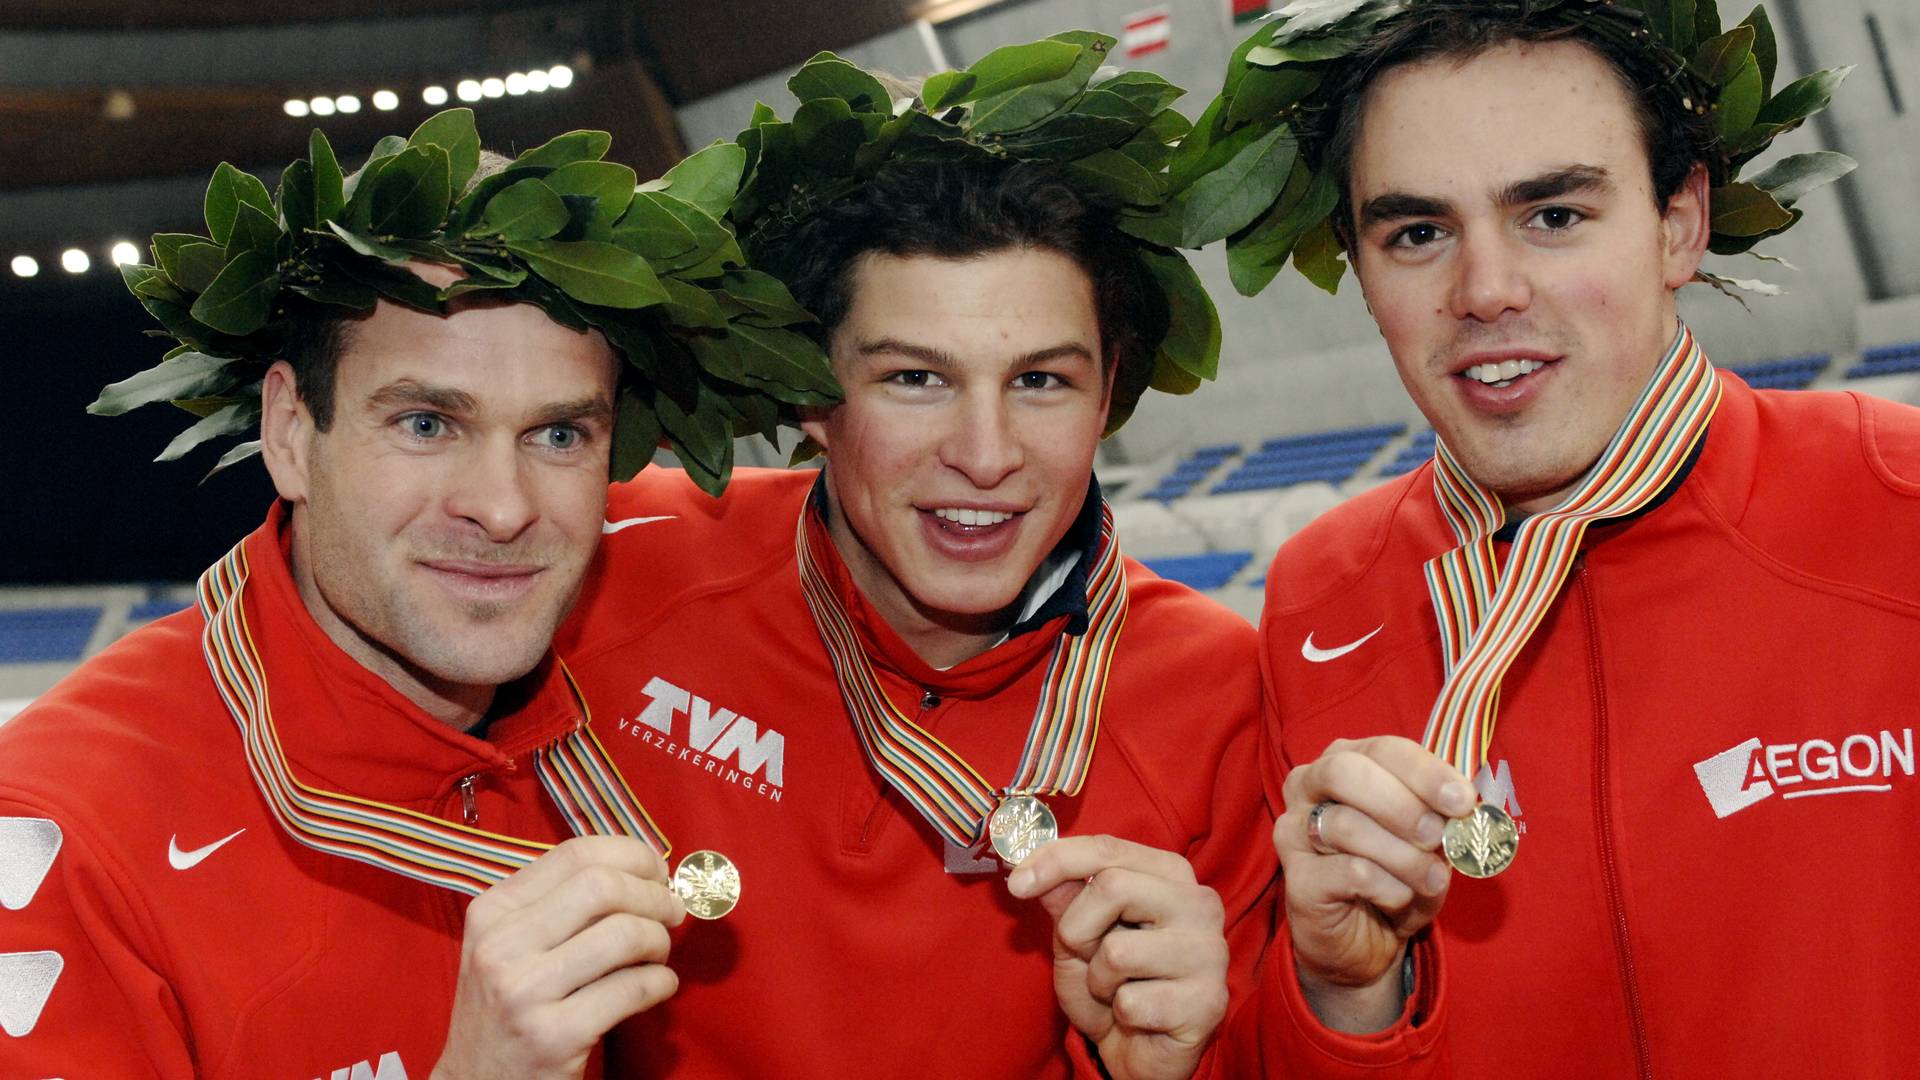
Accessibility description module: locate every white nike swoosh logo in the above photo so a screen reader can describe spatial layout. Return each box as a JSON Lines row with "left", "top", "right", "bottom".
{"left": 168, "top": 829, "right": 245, "bottom": 871}
{"left": 1301, "top": 625, "right": 1385, "bottom": 663}
{"left": 602, "top": 515, "right": 677, "bottom": 535}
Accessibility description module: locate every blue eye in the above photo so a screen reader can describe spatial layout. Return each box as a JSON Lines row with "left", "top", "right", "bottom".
{"left": 540, "top": 425, "right": 583, "bottom": 450}
{"left": 402, "top": 413, "right": 446, "bottom": 439}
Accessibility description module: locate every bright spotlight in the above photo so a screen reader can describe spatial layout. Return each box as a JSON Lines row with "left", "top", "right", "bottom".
{"left": 61, "top": 249, "right": 90, "bottom": 274}
{"left": 109, "top": 242, "right": 141, "bottom": 266}
{"left": 334, "top": 95, "right": 361, "bottom": 114}
{"left": 372, "top": 89, "right": 399, "bottom": 111}
{"left": 526, "top": 69, "right": 551, "bottom": 92}
{"left": 480, "top": 77, "right": 505, "bottom": 98}
{"left": 10, "top": 256, "right": 38, "bottom": 278}
{"left": 548, "top": 64, "right": 574, "bottom": 89}
{"left": 309, "top": 96, "right": 335, "bottom": 116}
{"left": 505, "top": 72, "right": 529, "bottom": 96}
{"left": 422, "top": 85, "right": 450, "bottom": 106}
{"left": 283, "top": 98, "right": 311, "bottom": 118}
{"left": 455, "top": 80, "right": 482, "bottom": 103}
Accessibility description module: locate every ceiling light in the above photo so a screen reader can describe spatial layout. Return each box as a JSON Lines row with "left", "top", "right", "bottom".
{"left": 61, "top": 249, "right": 90, "bottom": 274}
{"left": 526, "top": 69, "right": 551, "bottom": 92}
{"left": 480, "top": 77, "right": 505, "bottom": 98}
{"left": 309, "top": 96, "right": 335, "bottom": 116}
{"left": 334, "top": 94, "right": 361, "bottom": 114}
{"left": 372, "top": 90, "right": 399, "bottom": 111}
{"left": 423, "top": 85, "right": 450, "bottom": 106}
{"left": 456, "top": 80, "right": 482, "bottom": 103}
{"left": 10, "top": 256, "right": 38, "bottom": 278}
{"left": 505, "top": 72, "right": 529, "bottom": 96}
{"left": 548, "top": 64, "right": 574, "bottom": 89}
{"left": 109, "top": 242, "right": 140, "bottom": 266}
{"left": 283, "top": 98, "right": 311, "bottom": 118}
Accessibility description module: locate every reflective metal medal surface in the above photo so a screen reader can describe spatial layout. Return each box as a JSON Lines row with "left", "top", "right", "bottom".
{"left": 671, "top": 849, "right": 741, "bottom": 919}
{"left": 987, "top": 793, "right": 1058, "bottom": 866}
{"left": 1442, "top": 803, "right": 1518, "bottom": 878}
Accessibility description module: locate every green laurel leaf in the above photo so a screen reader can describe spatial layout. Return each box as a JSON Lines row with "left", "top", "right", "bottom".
{"left": 507, "top": 239, "right": 669, "bottom": 309}
{"left": 514, "top": 129, "right": 613, "bottom": 170}
{"left": 90, "top": 351, "right": 242, "bottom": 416}
{"left": 1182, "top": 124, "right": 1299, "bottom": 247}
{"left": 189, "top": 250, "right": 278, "bottom": 335}
{"left": 639, "top": 142, "right": 747, "bottom": 219}
{"left": 203, "top": 163, "right": 275, "bottom": 247}
{"left": 788, "top": 51, "right": 895, "bottom": 112}
{"left": 310, "top": 129, "right": 346, "bottom": 225}
{"left": 408, "top": 108, "right": 482, "bottom": 194}
{"left": 482, "top": 178, "right": 571, "bottom": 242}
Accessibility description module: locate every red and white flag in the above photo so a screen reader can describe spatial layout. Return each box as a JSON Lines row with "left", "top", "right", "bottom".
{"left": 1123, "top": 6, "right": 1172, "bottom": 59}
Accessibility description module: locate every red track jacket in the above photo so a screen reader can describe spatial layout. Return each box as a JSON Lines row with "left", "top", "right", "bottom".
{"left": 557, "top": 467, "right": 1276, "bottom": 1078}
{"left": 1224, "top": 374, "right": 1920, "bottom": 1077}
{"left": 0, "top": 505, "right": 587, "bottom": 1078}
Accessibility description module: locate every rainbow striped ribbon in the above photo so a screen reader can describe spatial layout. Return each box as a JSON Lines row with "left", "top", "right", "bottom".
{"left": 795, "top": 500, "right": 1130, "bottom": 851}
{"left": 197, "top": 540, "right": 670, "bottom": 897}
{"left": 1421, "top": 326, "right": 1721, "bottom": 774}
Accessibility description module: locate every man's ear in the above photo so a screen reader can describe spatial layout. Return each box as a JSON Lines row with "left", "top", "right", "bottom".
{"left": 1662, "top": 162, "right": 1713, "bottom": 289}
{"left": 259, "top": 361, "right": 316, "bottom": 504}
{"left": 798, "top": 403, "right": 834, "bottom": 455}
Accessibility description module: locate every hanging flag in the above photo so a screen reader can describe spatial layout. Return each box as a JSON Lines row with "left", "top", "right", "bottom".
{"left": 1231, "top": 0, "right": 1271, "bottom": 25}
{"left": 1123, "top": 6, "right": 1172, "bottom": 59}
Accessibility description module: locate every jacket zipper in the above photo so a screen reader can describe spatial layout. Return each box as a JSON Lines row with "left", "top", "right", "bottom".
{"left": 1580, "top": 563, "right": 1653, "bottom": 1080}
{"left": 459, "top": 774, "right": 479, "bottom": 826}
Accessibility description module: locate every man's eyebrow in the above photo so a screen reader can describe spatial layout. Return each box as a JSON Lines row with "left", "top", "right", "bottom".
{"left": 529, "top": 395, "right": 615, "bottom": 428}
{"left": 856, "top": 338, "right": 961, "bottom": 372}
{"left": 1358, "top": 193, "right": 1455, "bottom": 229}
{"left": 857, "top": 338, "right": 1096, "bottom": 369}
{"left": 364, "top": 378, "right": 478, "bottom": 415}
{"left": 1499, "top": 165, "right": 1613, "bottom": 206}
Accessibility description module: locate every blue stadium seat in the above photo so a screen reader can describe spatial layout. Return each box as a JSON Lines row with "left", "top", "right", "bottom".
{"left": 1146, "top": 442, "right": 1245, "bottom": 501}
{"left": 127, "top": 596, "right": 192, "bottom": 623}
{"left": 1726, "top": 353, "right": 1829, "bottom": 390}
{"left": 0, "top": 607, "right": 101, "bottom": 663}
{"left": 1847, "top": 341, "right": 1920, "bottom": 379}
{"left": 1212, "top": 422, "right": 1405, "bottom": 494}
{"left": 1141, "top": 551, "right": 1255, "bottom": 591}
{"left": 1380, "top": 429, "right": 1439, "bottom": 477}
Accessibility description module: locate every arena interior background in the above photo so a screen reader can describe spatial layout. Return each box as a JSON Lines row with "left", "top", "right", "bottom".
{"left": 3, "top": 0, "right": 1916, "bottom": 717}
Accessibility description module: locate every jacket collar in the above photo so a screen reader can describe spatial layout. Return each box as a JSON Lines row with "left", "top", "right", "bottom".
{"left": 234, "top": 501, "right": 585, "bottom": 802}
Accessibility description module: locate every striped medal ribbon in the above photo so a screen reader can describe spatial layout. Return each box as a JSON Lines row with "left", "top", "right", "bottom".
{"left": 196, "top": 540, "right": 670, "bottom": 897}
{"left": 794, "top": 499, "right": 1130, "bottom": 864}
{"left": 1421, "top": 326, "right": 1721, "bottom": 877}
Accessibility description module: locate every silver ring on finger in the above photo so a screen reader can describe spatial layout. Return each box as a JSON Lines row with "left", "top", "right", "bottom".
{"left": 1306, "top": 800, "right": 1338, "bottom": 855}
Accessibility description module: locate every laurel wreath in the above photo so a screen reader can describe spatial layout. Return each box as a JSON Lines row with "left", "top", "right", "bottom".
{"left": 1167, "top": 0, "right": 1856, "bottom": 298}
{"left": 97, "top": 108, "right": 839, "bottom": 495}
{"left": 726, "top": 32, "right": 1224, "bottom": 436}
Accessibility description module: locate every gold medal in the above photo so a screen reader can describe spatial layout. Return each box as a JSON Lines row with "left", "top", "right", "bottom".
{"left": 1442, "top": 803, "right": 1518, "bottom": 878}
{"left": 987, "top": 793, "right": 1058, "bottom": 867}
{"left": 670, "top": 849, "right": 741, "bottom": 920}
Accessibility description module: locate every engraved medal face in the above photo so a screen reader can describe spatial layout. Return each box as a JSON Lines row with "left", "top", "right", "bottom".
{"left": 1443, "top": 803, "right": 1518, "bottom": 878}
{"left": 671, "top": 849, "right": 741, "bottom": 920}
{"left": 987, "top": 794, "right": 1058, "bottom": 867}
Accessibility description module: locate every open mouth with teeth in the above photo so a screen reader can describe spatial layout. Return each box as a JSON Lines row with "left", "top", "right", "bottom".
{"left": 929, "top": 507, "right": 1018, "bottom": 529}
{"left": 1461, "top": 358, "right": 1549, "bottom": 388}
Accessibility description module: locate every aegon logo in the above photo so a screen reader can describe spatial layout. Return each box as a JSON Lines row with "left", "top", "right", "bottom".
{"left": 614, "top": 676, "right": 785, "bottom": 802}
{"left": 1693, "top": 728, "right": 1915, "bottom": 819}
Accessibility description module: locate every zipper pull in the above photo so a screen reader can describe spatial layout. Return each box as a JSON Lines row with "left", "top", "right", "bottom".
{"left": 459, "top": 775, "right": 478, "bottom": 826}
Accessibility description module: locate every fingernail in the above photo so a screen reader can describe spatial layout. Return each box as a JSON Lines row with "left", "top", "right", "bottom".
{"left": 1427, "top": 862, "right": 1451, "bottom": 893}
{"left": 1443, "top": 782, "right": 1475, "bottom": 815}
{"left": 1416, "top": 813, "right": 1444, "bottom": 848}
{"left": 1008, "top": 866, "right": 1034, "bottom": 895}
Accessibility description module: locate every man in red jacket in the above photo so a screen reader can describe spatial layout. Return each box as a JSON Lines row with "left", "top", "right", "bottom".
{"left": 557, "top": 130, "right": 1274, "bottom": 1078}
{"left": 1196, "top": 2, "right": 1914, "bottom": 1076}
{"left": 0, "top": 120, "right": 824, "bottom": 1078}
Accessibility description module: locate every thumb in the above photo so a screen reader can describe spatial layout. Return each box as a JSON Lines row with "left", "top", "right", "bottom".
{"left": 1033, "top": 877, "right": 1087, "bottom": 927}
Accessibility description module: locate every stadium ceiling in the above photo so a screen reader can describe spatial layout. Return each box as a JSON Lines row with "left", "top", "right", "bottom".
{"left": 0, "top": 0, "right": 913, "bottom": 249}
